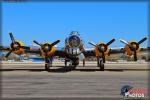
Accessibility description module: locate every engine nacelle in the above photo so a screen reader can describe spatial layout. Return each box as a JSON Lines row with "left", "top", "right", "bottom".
{"left": 95, "top": 42, "right": 110, "bottom": 57}
{"left": 124, "top": 40, "right": 141, "bottom": 56}
{"left": 40, "top": 42, "right": 56, "bottom": 57}
{"left": 11, "top": 40, "right": 25, "bottom": 54}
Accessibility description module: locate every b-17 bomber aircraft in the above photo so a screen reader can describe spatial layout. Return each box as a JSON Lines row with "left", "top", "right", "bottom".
{"left": 0, "top": 31, "right": 149, "bottom": 71}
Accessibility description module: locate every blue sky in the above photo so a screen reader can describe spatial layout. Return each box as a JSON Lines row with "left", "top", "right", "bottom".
{"left": 2, "top": 2, "right": 148, "bottom": 48}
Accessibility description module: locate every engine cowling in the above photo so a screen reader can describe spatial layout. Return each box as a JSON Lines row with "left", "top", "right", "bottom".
{"left": 12, "top": 40, "right": 25, "bottom": 54}
{"left": 33, "top": 40, "right": 60, "bottom": 57}
{"left": 120, "top": 37, "right": 147, "bottom": 61}
{"left": 5, "top": 32, "right": 30, "bottom": 58}
{"left": 89, "top": 38, "right": 115, "bottom": 63}
{"left": 40, "top": 42, "right": 56, "bottom": 57}
{"left": 95, "top": 42, "right": 110, "bottom": 57}
{"left": 124, "top": 40, "right": 140, "bottom": 56}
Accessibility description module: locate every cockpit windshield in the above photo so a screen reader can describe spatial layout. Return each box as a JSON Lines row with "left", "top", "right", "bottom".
{"left": 68, "top": 35, "right": 81, "bottom": 47}
{"left": 69, "top": 31, "right": 80, "bottom": 36}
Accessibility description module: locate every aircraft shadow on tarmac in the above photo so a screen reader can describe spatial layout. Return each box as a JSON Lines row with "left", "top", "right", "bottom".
{"left": 0, "top": 66, "right": 148, "bottom": 73}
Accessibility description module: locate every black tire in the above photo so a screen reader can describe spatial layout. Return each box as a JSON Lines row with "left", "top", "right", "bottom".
{"left": 45, "top": 63, "right": 51, "bottom": 71}
{"left": 72, "top": 59, "right": 79, "bottom": 70}
{"left": 72, "top": 64, "right": 77, "bottom": 70}
{"left": 97, "top": 58, "right": 100, "bottom": 67}
{"left": 65, "top": 60, "right": 67, "bottom": 67}
{"left": 83, "top": 59, "right": 85, "bottom": 67}
{"left": 99, "top": 60, "right": 104, "bottom": 71}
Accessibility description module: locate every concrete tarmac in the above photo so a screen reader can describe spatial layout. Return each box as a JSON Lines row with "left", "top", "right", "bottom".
{"left": 0, "top": 62, "right": 149, "bottom": 99}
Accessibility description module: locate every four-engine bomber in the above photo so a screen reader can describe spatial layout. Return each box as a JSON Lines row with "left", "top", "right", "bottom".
{"left": 0, "top": 31, "right": 149, "bottom": 71}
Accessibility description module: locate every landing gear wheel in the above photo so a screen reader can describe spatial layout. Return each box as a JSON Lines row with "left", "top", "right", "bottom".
{"left": 100, "top": 61, "right": 104, "bottom": 71}
{"left": 83, "top": 59, "right": 85, "bottom": 67}
{"left": 99, "top": 60, "right": 104, "bottom": 71}
{"left": 72, "top": 64, "right": 77, "bottom": 70}
{"left": 72, "top": 59, "right": 79, "bottom": 70}
{"left": 65, "top": 59, "right": 67, "bottom": 67}
{"left": 45, "top": 63, "right": 51, "bottom": 71}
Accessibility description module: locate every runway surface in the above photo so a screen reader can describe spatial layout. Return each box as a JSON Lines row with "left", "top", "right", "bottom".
{"left": 0, "top": 62, "right": 150, "bottom": 99}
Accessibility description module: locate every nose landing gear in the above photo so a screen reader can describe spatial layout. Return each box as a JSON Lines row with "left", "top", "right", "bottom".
{"left": 65, "top": 58, "right": 79, "bottom": 70}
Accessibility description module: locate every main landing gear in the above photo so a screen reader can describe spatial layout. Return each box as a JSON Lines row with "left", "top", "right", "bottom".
{"left": 45, "top": 57, "right": 52, "bottom": 71}
{"left": 83, "top": 59, "right": 85, "bottom": 67}
{"left": 45, "top": 62, "right": 52, "bottom": 71}
{"left": 97, "top": 57, "right": 104, "bottom": 71}
{"left": 65, "top": 58, "right": 69, "bottom": 67}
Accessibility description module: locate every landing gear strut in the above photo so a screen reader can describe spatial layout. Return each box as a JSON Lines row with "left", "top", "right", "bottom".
{"left": 65, "top": 57, "right": 79, "bottom": 70}
{"left": 65, "top": 58, "right": 68, "bottom": 67}
{"left": 83, "top": 59, "right": 85, "bottom": 67}
{"left": 97, "top": 57, "right": 104, "bottom": 71}
{"left": 45, "top": 57, "right": 52, "bottom": 71}
{"left": 45, "top": 62, "right": 52, "bottom": 71}
{"left": 72, "top": 58, "right": 79, "bottom": 70}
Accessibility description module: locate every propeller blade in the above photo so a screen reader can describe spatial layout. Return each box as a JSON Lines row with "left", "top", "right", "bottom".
{"left": 33, "top": 40, "right": 42, "bottom": 46}
{"left": 9, "top": 32, "right": 15, "bottom": 44}
{"left": 5, "top": 50, "right": 13, "bottom": 58}
{"left": 51, "top": 40, "right": 61, "bottom": 47}
{"left": 133, "top": 51, "right": 137, "bottom": 61}
{"left": 119, "top": 39, "right": 128, "bottom": 45}
{"left": 120, "top": 39, "right": 134, "bottom": 49}
{"left": 138, "top": 37, "right": 147, "bottom": 44}
{"left": 88, "top": 41, "right": 97, "bottom": 47}
{"left": 20, "top": 46, "right": 30, "bottom": 50}
{"left": 106, "top": 38, "right": 115, "bottom": 46}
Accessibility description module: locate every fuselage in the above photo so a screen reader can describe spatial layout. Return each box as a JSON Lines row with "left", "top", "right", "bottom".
{"left": 64, "top": 31, "right": 85, "bottom": 66}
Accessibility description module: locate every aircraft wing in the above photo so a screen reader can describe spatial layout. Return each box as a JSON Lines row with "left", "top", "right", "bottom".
{"left": 83, "top": 46, "right": 150, "bottom": 57}
{"left": 82, "top": 47, "right": 124, "bottom": 57}
{"left": 139, "top": 47, "right": 150, "bottom": 52}
{"left": 0, "top": 44, "right": 71, "bottom": 59}
{"left": 82, "top": 48, "right": 95, "bottom": 57}
{"left": 0, "top": 46, "right": 10, "bottom": 51}
{"left": 109, "top": 47, "right": 125, "bottom": 54}
{"left": 24, "top": 47, "right": 67, "bottom": 57}
{"left": 25, "top": 49, "right": 41, "bottom": 55}
{"left": 109, "top": 46, "right": 150, "bottom": 54}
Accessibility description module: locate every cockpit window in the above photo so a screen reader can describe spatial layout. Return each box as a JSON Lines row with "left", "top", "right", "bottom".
{"left": 68, "top": 35, "right": 81, "bottom": 47}
{"left": 70, "top": 31, "right": 80, "bottom": 36}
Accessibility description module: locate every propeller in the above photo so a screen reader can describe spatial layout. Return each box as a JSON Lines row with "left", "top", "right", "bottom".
{"left": 51, "top": 40, "right": 61, "bottom": 47}
{"left": 88, "top": 41, "right": 97, "bottom": 47}
{"left": 120, "top": 37, "right": 147, "bottom": 61}
{"left": 106, "top": 39, "right": 115, "bottom": 46}
{"left": 89, "top": 39, "right": 115, "bottom": 63}
{"left": 138, "top": 37, "right": 147, "bottom": 44}
{"left": 5, "top": 32, "right": 30, "bottom": 58}
{"left": 33, "top": 40, "right": 60, "bottom": 56}
{"left": 5, "top": 50, "right": 13, "bottom": 58}
{"left": 33, "top": 40, "right": 43, "bottom": 46}
{"left": 9, "top": 32, "right": 15, "bottom": 44}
